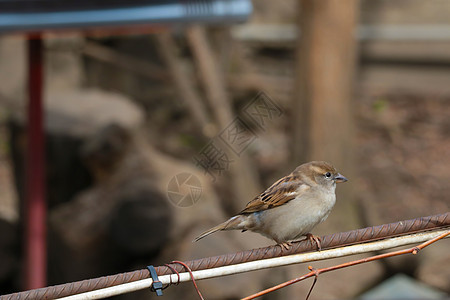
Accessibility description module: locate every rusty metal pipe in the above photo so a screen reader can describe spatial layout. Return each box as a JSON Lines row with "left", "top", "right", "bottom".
{"left": 2, "top": 212, "right": 448, "bottom": 300}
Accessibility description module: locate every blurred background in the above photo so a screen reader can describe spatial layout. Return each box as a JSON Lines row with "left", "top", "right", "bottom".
{"left": 0, "top": 0, "right": 449, "bottom": 299}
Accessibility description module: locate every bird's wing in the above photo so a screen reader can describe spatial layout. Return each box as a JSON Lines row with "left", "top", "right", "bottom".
{"left": 240, "top": 174, "right": 311, "bottom": 214}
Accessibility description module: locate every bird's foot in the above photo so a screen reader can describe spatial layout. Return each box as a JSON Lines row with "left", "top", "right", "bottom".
{"left": 306, "top": 233, "right": 322, "bottom": 251}
{"left": 277, "top": 241, "right": 292, "bottom": 251}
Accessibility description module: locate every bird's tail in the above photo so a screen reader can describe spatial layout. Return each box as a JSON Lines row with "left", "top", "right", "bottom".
{"left": 193, "top": 215, "right": 245, "bottom": 242}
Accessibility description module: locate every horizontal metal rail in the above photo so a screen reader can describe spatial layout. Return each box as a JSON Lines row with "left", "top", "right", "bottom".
{"left": 60, "top": 229, "right": 450, "bottom": 300}
{"left": 1, "top": 212, "right": 448, "bottom": 300}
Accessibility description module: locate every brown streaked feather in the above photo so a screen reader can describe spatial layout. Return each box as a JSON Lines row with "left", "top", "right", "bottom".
{"left": 239, "top": 173, "right": 311, "bottom": 214}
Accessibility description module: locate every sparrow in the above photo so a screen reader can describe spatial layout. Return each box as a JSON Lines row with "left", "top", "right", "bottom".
{"left": 193, "top": 161, "right": 348, "bottom": 250}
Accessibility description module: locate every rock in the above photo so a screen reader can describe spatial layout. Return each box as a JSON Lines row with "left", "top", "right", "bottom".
{"left": 360, "top": 273, "right": 447, "bottom": 299}
{"left": 45, "top": 88, "right": 144, "bottom": 137}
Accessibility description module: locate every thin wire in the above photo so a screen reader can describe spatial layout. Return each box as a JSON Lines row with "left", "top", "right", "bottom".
{"left": 164, "top": 264, "right": 181, "bottom": 286}
{"left": 171, "top": 261, "right": 204, "bottom": 300}
{"left": 305, "top": 266, "right": 318, "bottom": 300}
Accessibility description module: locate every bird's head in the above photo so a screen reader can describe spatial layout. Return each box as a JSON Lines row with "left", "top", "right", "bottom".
{"left": 294, "top": 161, "right": 348, "bottom": 187}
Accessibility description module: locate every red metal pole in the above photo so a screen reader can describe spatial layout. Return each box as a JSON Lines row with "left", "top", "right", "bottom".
{"left": 25, "top": 35, "right": 46, "bottom": 289}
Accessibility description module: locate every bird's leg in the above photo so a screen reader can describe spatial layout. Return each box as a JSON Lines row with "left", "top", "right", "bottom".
{"left": 306, "top": 233, "right": 322, "bottom": 251}
{"left": 277, "top": 241, "right": 292, "bottom": 251}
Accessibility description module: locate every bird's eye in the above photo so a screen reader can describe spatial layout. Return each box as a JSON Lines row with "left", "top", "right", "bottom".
{"left": 325, "top": 172, "right": 332, "bottom": 178}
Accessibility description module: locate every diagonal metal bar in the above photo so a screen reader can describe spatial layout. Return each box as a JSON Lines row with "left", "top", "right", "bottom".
{"left": 1, "top": 212, "right": 448, "bottom": 300}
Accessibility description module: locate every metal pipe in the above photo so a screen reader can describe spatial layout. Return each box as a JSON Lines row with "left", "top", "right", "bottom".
{"left": 0, "top": 0, "right": 252, "bottom": 33}
{"left": 2, "top": 212, "right": 448, "bottom": 300}
{"left": 58, "top": 230, "right": 450, "bottom": 300}
{"left": 25, "top": 35, "right": 47, "bottom": 290}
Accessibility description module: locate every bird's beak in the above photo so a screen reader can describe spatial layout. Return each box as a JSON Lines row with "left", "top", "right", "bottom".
{"left": 335, "top": 173, "right": 348, "bottom": 183}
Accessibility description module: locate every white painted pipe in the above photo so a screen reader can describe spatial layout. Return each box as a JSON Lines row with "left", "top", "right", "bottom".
{"left": 232, "top": 24, "right": 450, "bottom": 42}
{"left": 58, "top": 229, "right": 449, "bottom": 300}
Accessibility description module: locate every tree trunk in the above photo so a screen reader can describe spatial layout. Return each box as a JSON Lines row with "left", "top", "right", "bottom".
{"left": 292, "top": 0, "right": 360, "bottom": 230}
